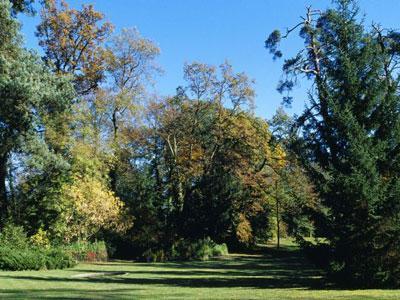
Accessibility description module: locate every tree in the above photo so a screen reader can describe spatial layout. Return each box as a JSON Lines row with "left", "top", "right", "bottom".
{"left": 0, "top": 0, "right": 74, "bottom": 225}
{"left": 9, "top": 0, "right": 34, "bottom": 15}
{"left": 266, "top": 0, "right": 400, "bottom": 286}
{"left": 59, "top": 141, "right": 130, "bottom": 242}
{"left": 139, "top": 62, "right": 279, "bottom": 246}
{"left": 36, "top": 0, "right": 113, "bottom": 95}
{"left": 269, "top": 108, "right": 320, "bottom": 246}
{"left": 103, "top": 28, "right": 160, "bottom": 191}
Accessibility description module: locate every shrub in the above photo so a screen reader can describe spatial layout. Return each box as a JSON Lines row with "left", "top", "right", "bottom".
{"left": 212, "top": 243, "right": 228, "bottom": 256}
{"left": 44, "top": 248, "right": 76, "bottom": 269}
{"left": 30, "top": 228, "right": 51, "bottom": 249}
{"left": 0, "top": 224, "right": 29, "bottom": 249}
{"left": 0, "top": 247, "right": 43, "bottom": 271}
{"left": 0, "top": 247, "right": 76, "bottom": 271}
{"left": 143, "top": 249, "right": 166, "bottom": 262}
{"left": 0, "top": 224, "right": 76, "bottom": 271}
{"left": 64, "top": 241, "right": 108, "bottom": 262}
{"left": 170, "top": 237, "right": 229, "bottom": 261}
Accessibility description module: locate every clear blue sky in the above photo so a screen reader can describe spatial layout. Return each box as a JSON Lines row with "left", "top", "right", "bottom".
{"left": 18, "top": 0, "right": 400, "bottom": 119}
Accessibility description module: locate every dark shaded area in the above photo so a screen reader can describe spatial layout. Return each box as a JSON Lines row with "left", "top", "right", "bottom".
{"left": 0, "top": 246, "right": 336, "bottom": 300}
{"left": 1, "top": 246, "right": 395, "bottom": 299}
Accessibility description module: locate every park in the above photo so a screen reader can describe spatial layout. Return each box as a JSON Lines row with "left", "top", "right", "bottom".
{"left": 2, "top": 240, "right": 399, "bottom": 299}
{"left": 1, "top": 0, "right": 400, "bottom": 298}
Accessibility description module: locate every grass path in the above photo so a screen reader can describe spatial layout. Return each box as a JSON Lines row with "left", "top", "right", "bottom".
{"left": 0, "top": 244, "right": 399, "bottom": 299}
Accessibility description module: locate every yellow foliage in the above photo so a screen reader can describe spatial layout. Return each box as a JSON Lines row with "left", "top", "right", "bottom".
{"left": 58, "top": 139, "right": 132, "bottom": 242}
{"left": 272, "top": 144, "right": 287, "bottom": 170}
{"left": 37, "top": 0, "right": 114, "bottom": 94}
{"left": 61, "top": 175, "right": 130, "bottom": 242}
{"left": 30, "top": 228, "right": 51, "bottom": 249}
{"left": 236, "top": 214, "right": 253, "bottom": 244}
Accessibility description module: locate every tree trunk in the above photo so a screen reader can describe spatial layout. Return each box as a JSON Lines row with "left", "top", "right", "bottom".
{"left": 0, "top": 153, "right": 8, "bottom": 223}
{"left": 109, "top": 168, "right": 117, "bottom": 192}
{"left": 276, "top": 181, "right": 280, "bottom": 249}
{"left": 109, "top": 109, "right": 119, "bottom": 192}
{"left": 112, "top": 109, "right": 118, "bottom": 141}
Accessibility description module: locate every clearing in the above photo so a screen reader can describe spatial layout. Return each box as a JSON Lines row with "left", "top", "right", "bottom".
{"left": 0, "top": 241, "right": 399, "bottom": 299}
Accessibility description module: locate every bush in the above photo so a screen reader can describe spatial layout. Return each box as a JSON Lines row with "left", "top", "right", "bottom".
{"left": 44, "top": 248, "right": 77, "bottom": 269}
{"left": 0, "top": 224, "right": 76, "bottom": 271}
{"left": 212, "top": 243, "right": 229, "bottom": 256}
{"left": 143, "top": 249, "right": 166, "bottom": 262}
{"left": 64, "top": 241, "right": 108, "bottom": 262}
{"left": 0, "top": 224, "right": 29, "bottom": 249}
{"left": 30, "top": 228, "right": 51, "bottom": 249}
{"left": 169, "top": 237, "right": 228, "bottom": 261}
{"left": 0, "top": 247, "right": 76, "bottom": 271}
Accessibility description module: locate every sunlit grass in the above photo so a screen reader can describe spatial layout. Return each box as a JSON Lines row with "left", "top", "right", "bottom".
{"left": 0, "top": 243, "right": 398, "bottom": 299}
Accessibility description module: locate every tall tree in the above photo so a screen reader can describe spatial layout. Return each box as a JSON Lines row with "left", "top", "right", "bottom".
{"left": 36, "top": 0, "right": 113, "bottom": 95}
{"left": 269, "top": 108, "right": 321, "bottom": 245}
{"left": 0, "top": 0, "right": 74, "bottom": 225}
{"left": 138, "top": 62, "right": 280, "bottom": 246}
{"left": 103, "top": 28, "right": 160, "bottom": 191}
{"left": 266, "top": 0, "right": 400, "bottom": 286}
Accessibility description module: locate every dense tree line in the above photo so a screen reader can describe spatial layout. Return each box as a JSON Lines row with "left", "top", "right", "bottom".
{"left": 1, "top": 0, "right": 398, "bottom": 287}
{"left": 1, "top": 0, "right": 313, "bottom": 256}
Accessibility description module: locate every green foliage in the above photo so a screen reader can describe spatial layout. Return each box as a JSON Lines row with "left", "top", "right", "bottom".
{"left": 268, "top": 0, "right": 400, "bottom": 287}
{"left": 0, "top": 224, "right": 75, "bottom": 271}
{"left": 142, "top": 249, "right": 166, "bottom": 263}
{"left": 42, "top": 248, "right": 77, "bottom": 270}
{"left": 1, "top": 0, "right": 279, "bottom": 265}
{"left": 212, "top": 243, "right": 229, "bottom": 256}
{"left": 0, "top": 223, "right": 29, "bottom": 249}
{"left": 170, "top": 238, "right": 228, "bottom": 261}
{"left": 9, "top": 0, "right": 35, "bottom": 15}
{"left": 141, "top": 238, "right": 228, "bottom": 262}
{"left": 0, "top": 0, "right": 75, "bottom": 227}
{"left": 0, "top": 247, "right": 45, "bottom": 271}
{"left": 0, "top": 247, "right": 76, "bottom": 271}
{"left": 64, "top": 241, "right": 108, "bottom": 262}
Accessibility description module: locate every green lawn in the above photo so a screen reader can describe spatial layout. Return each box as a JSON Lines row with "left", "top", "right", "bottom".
{"left": 0, "top": 242, "right": 399, "bottom": 299}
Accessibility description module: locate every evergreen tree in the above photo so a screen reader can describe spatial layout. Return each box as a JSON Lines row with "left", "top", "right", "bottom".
{"left": 266, "top": 0, "right": 400, "bottom": 286}
{"left": 0, "top": 0, "right": 74, "bottom": 225}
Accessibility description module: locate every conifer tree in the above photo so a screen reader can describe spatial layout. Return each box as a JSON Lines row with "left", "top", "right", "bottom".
{"left": 266, "top": 0, "right": 400, "bottom": 286}
{"left": 0, "top": 0, "right": 74, "bottom": 225}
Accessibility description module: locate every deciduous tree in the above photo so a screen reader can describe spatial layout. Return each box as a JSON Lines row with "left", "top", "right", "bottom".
{"left": 36, "top": 0, "right": 113, "bottom": 95}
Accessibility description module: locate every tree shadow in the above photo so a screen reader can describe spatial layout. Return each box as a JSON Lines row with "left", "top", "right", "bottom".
{"left": 0, "top": 248, "right": 332, "bottom": 291}
{"left": 0, "top": 288, "right": 175, "bottom": 300}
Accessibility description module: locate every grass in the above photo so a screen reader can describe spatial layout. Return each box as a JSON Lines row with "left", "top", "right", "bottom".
{"left": 0, "top": 239, "right": 399, "bottom": 299}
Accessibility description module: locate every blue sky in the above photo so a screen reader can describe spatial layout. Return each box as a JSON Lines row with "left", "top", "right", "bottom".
{"left": 18, "top": 0, "right": 400, "bottom": 119}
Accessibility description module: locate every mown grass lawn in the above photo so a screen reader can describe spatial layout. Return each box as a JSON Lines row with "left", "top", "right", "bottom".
{"left": 0, "top": 242, "right": 399, "bottom": 299}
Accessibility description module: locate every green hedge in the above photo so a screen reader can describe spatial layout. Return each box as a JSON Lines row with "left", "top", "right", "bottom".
{"left": 0, "top": 247, "right": 76, "bottom": 271}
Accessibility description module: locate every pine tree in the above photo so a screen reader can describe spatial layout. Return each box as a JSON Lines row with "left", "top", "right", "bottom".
{"left": 266, "top": 0, "right": 400, "bottom": 286}
{"left": 0, "top": 0, "right": 74, "bottom": 225}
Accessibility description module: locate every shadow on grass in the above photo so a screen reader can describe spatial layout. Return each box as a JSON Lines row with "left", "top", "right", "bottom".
{"left": 0, "top": 288, "right": 189, "bottom": 300}
{"left": 0, "top": 247, "right": 333, "bottom": 294}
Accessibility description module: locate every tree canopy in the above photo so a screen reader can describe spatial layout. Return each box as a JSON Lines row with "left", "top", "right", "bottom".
{"left": 1, "top": 0, "right": 399, "bottom": 288}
